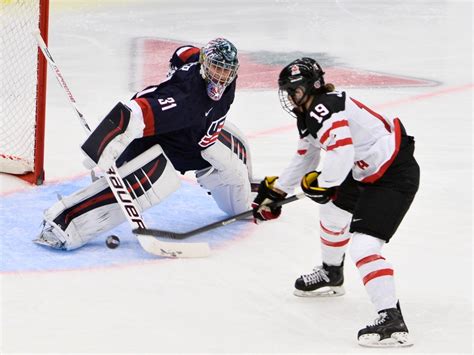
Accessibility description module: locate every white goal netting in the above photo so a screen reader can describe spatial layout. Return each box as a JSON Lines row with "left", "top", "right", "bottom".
{"left": 0, "top": 0, "right": 44, "bottom": 175}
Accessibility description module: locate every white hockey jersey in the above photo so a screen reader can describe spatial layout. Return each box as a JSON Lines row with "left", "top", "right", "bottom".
{"left": 275, "top": 91, "right": 402, "bottom": 194}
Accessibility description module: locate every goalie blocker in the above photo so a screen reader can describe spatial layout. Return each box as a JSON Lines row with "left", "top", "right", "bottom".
{"left": 81, "top": 102, "right": 145, "bottom": 171}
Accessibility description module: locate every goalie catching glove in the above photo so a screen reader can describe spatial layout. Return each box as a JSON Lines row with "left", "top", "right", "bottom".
{"left": 300, "top": 171, "right": 336, "bottom": 204}
{"left": 252, "top": 176, "right": 287, "bottom": 222}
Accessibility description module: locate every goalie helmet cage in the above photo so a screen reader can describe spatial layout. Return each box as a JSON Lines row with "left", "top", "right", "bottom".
{"left": 0, "top": 0, "right": 49, "bottom": 185}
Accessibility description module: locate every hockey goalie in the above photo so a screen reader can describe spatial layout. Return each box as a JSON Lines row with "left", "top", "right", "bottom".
{"left": 35, "top": 38, "right": 253, "bottom": 251}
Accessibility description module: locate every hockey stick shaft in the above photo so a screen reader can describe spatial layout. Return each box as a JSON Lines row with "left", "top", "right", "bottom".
{"left": 34, "top": 32, "right": 209, "bottom": 257}
{"left": 135, "top": 193, "right": 305, "bottom": 239}
{"left": 34, "top": 32, "right": 91, "bottom": 134}
{"left": 34, "top": 31, "right": 145, "bottom": 229}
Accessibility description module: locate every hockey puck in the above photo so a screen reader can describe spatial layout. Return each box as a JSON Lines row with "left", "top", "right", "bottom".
{"left": 105, "top": 235, "right": 120, "bottom": 249}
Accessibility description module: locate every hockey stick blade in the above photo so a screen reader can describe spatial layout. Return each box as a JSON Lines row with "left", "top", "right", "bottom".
{"left": 134, "top": 193, "right": 305, "bottom": 240}
{"left": 136, "top": 235, "right": 210, "bottom": 258}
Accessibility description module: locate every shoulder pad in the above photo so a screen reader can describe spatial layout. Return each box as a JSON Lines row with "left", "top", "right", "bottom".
{"left": 169, "top": 46, "right": 200, "bottom": 69}
{"left": 304, "top": 91, "right": 346, "bottom": 137}
{"left": 314, "top": 91, "right": 346, "bottom": 116}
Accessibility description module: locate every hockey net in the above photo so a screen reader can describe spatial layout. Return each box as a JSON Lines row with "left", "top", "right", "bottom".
{"left": 0, "top": 0, "right": 49, "bottom": 185}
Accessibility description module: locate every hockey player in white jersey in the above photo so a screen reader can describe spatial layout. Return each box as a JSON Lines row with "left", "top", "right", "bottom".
{"left": 251, "top": 58, "right": 419, "bottom": 347}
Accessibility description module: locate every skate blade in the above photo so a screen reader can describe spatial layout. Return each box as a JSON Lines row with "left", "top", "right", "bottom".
{"left": 33, "top": 238, "right": 49, "bottom": 246}
{"left": 33, "top": 237, "right": 65, "bottom": 250}
{"left": 358, "top": 332, "right": 413, "bottom": 348}
{"left": 33, "top": 237, "right": 51, "bottom": 246}
{"left": 293, "top": 286, "right": 345, "bottom": 297}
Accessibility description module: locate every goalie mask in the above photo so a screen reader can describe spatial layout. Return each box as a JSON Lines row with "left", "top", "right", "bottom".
{"left": 278, "top": 57, "right": 325, "bottom": 116}
{"left": 200, "top": 38, "right": 239, "bottom": 101}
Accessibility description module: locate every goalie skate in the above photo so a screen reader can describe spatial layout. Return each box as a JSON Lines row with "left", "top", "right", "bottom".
{"left": 294, "top": 262, "right": 345, "bottom": 297}
{"left": 358, "top": 307, "right": 413, "bottom": 348}
{"left": 33, "top": 222, "right": 66, "bottom": 250}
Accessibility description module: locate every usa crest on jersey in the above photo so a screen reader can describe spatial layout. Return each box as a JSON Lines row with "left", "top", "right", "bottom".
{"left": 199, "top": 115, "right": 226, "bottom": 147}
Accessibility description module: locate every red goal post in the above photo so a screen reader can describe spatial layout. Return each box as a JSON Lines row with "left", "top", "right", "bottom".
{"left": 0, "top": 0, "right": 49, "bottom": 185}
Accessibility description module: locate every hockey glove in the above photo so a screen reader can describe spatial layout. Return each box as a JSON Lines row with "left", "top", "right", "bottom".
{"left": 300, "top": 171, "right": 335, "bottom": 204}
{"left": 81, "top": 102, "right": 144, "bottom": 171}
{"left": 252, "top": 176, "right": 287, "bottom": 222}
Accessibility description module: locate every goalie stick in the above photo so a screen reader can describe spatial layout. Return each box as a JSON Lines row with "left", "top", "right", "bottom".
{"left": 34, "top": 31, "right": 210, "bottom": 258}
{"left": 135, "top": 193, "right": 305, "bottom": 239}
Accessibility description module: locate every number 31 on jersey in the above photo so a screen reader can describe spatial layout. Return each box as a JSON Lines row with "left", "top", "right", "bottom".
{"left": 158, "top": 97, "right": 177, "bottom": 111}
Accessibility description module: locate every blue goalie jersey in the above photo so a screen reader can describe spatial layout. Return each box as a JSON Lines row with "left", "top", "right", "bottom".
{"left": 118, "top": 45, "right": 236, "bottom": 173}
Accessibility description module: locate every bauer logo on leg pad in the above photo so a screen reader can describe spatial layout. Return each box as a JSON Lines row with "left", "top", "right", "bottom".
{"left": 106, "top": 167, "right": 146, "bottom": 229}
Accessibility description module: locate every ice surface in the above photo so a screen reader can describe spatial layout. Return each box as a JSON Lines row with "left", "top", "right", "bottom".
{"left": 1, "top": 0, "right": 472, "bottom": 353}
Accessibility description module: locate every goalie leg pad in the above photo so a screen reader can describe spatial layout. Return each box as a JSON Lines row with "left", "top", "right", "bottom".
{"left": 41, "top": 145, "right": 180, "bottom": 250}
{"left": 198, "top": 124, "right": 253, "bottom": 215}
{"left": 197, "top": 166, "right": 251, "bottom": 215}
{"left": 216, "top": 121, "right": 253, "bottom": 181}
{"left": 81, "top": 101, "right": 145, "bottom": 170}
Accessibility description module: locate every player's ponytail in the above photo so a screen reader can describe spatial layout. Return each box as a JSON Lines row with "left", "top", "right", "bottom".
{"left": 313, "top": 83, "right": 335, "bottom": 95}
{"left": 324, "top": 83, "right": 335, "bottom": 92}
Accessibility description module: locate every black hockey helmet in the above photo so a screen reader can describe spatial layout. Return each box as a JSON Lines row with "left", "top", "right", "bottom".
{"left": 278, "top": 57, "right": 325, "bottom": 115}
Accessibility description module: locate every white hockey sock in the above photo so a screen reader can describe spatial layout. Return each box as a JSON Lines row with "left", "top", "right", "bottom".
{"left": 350, "top": 232, "right": 398, "bottom": 312}
{"left": 319, "top": 202, "right": 352, "bottom": 266}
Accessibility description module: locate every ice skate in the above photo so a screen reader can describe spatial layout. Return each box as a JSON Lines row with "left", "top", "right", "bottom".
{"left": 33, "top": 222, "right": 66, "bottom": 250}
{"left": 294, "top": 261, "right": 345, "bottom": 297}
{"left": 358, "top": 306, "right": 413, "bottom": 348}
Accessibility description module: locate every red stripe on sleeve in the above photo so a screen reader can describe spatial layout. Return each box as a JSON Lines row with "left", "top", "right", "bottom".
{"left": 319, "top": 120, "right": 349, "bottom": 144}
{"left": 179, "top": 47, "right": 200, "bottom": 62}
{"left": 327, "top": 137, "right": 353, "bottom": 151}
{"left": 361, "top": 118, "right": 402, "bottom": 183}
{"left": 134, "top": 98, "right": 155, "bottom": 136}
{"left": 363, "top": 268, "right": 394, "bottom": 285}
{"left": 356, "top": 254, "right": 386, "bottom": 268}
